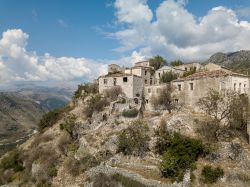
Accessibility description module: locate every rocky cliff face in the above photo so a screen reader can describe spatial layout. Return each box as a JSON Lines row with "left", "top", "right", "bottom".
{"left": 206, "top": 50, "right": 250, "bottom": 74}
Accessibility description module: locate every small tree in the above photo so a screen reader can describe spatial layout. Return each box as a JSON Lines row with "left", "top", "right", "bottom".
{"left": 60, "top": 114, "right": 77, "bottom": 139}
{"left": 160, "top": 71, "right": 178, "bottom": 83}
{"left": 170, "top": 60, "right": 183, "bottom": 67}
{"left": 182, "top": 67, "right": 196, "bottom": 77}
{"left": 151, "top": 85, "right": 174, "bottom": 113}
{"left": 117, "top": 120, "right": 150, "bottom": 156}
{"left": 149, "top": 55, "right": 167, "bottom": 70}
{"left": 197, "top": 89, "right": 249, "bottom": 127}
{"left": 74, "top": 82, "right": 98, "bottom": 99}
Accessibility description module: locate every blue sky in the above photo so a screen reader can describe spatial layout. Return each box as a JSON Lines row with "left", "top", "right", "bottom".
{"left": 0, "top": 0, "right": 249, "bottom": 59}
{"left": 0, "top": 0, "right": 250, "bottom": 84}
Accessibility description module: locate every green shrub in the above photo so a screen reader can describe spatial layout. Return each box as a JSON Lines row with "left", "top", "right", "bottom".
{"left": 112, "top": 173, "right": 146, "bottom": 187}
{"left": 47, "top": 166, "right": 58, "bottom": 177}
{"left": 160, "top": 133, "right": 205, "bottom": 181}
{"left": 201, "top": 165, "right": 224, "bottom": 184}
{"left": 83, "top": 94, "right": 109, "bottom": 117}
{"left": 74, "top": 83, "right": 98, "bottom": 99}
{"left": 117, "top": 120, "right": 150, "bottom": 156}
{"left": 38, "top": 105, "right": 72, "bottom": 132}
{"left": 122, "top": 108, "right": 138, "bottom": 118}
{"left": 60, "top": 114, "right": 77, "bottom": 138}
{"left": 182, "top": 67, "right": 196, "bottom": 77}
{"left": 154, "top": 121, "right": 171, "bottom": 155}
{"left": 160, "top": 71, "right": 178, "bottom": 83}
{"left": 0, "top": 149, "right": 24, "bottom": 172}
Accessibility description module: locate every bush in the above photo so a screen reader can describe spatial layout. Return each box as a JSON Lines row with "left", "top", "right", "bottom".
{"left": 0, "top": 149, "right": 24, "bottom": 172}
{"left": 92, "top": 173, "right": 118, "bottom": 187}
{"left": 112, "top": 173, "right": 146, "bottom": 187}
{"left": 196, "top": 120, "right": 220, "bottom": 142}
{"left": 38, "top": 105, "right": 72, "bottom": 132}
{"left": 201, "top": 165, "right": 224, "bottom": 183}
{"left": 160, "top": 71, "right": 178, "bottom": 83}
{"left": 151, "top": 85, "right": 175, "bottom": 113}
{"left": 154, "top": 120, "right": 171, "bottom": 155}
{"left": 122, "top": 108, "right": 138, "bottom": 118}
{"left": 83, "top": 94, "right": 109, "bottom": 117}
{"left": 160, "top": 133, "right": 205, "bottom": 181}
{"left": 60, "top": 114, "right": 77, "bottom": 139}
{"left": 104, "top": 86, "right": 123, "bottom": 101}
{"left": 64, "top": 152, "right": 100, "bottom": 176}
{"left": 182, "top": 66, "right": 196, "bottom": 77}
{"left": 57, "top": 132, "right": 73, "bottom": 155}
{"left": 117, "top": 120, "right": 150, "bottom": 156}
{"left": 74, "top": 83, "right": 98, "bottom": 99}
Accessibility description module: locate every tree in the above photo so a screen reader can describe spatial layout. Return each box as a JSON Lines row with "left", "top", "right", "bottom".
{"left": 197, "top": 89, "right": 249, "bottom": 127}
{"left": 160, "top": 71, "right": 178, "bottom": 83}
{"left": 149, "top": 55, "right": 167, "bottom": 70}
{"left": 170, "top": 60, "right": 183, "bottom": 67}
{"left": 151, "top": 85, "right": 175, "bottom": 113}
{"left": 182, "top": 67, "right": 196, "bottom": 77}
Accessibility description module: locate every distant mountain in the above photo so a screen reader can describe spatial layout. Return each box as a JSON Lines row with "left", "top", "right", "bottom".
{"left": 0, "top": 85, "right": 74, "bottom": 156}
{"left": 16, "top": 86, "right": 74, "bottom": 110}
{"left": 0, "top": 92, "right": 45, "bottom": 144}
{"left": 206, "top": 50, "right": 250, "bottom": 74}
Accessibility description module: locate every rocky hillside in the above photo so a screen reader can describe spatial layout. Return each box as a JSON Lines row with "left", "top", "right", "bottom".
{"left": 0, "top": 92, "right": 45, "bottom": 156}
{"left": 1, "top": 85, "right": 250, "bottom": 187}
{"left": 206, "top": 50, "right": 250, "bottom": 74}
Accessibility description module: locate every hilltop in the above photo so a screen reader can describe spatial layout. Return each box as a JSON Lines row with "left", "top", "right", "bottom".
{"left": 206, "top": 50, "right": 250, "bottom": 74}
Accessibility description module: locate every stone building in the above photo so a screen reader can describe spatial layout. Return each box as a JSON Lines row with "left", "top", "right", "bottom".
{"left": 172, "top": 70, "right": 250, "bottom": 108}
{"left": 98, "top": 73, "right": 143, "bottom": 99}
{"left": 108, "top": 64, "right": 123, "bottom": 74}
{"left": 177, "top": 62, "right": 202, "bottom": 72}
{"left": 155, "top": 66, "right": 185, "bottom": 84}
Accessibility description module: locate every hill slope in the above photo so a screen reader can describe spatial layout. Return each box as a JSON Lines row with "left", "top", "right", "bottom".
{"left": 0, "top": 92, "right": 45, "bottom": 145}
{"left": 206, "top": 50, "right": 250, "bottom": 74}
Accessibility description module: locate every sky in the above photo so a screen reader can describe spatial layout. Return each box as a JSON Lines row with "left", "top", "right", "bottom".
{"left": 0, "top": 0, "right": 250, "bottom": 85}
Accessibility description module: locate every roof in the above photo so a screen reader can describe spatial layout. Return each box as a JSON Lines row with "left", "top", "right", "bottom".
{"left": 99, "top": 72, "right": 141, "bottom": 78}
{"left": 173, "top": 70, "right": 249, "bottom": 82}
{"left": 135, "top": 60, "right": 149, "bottom": 64}
{"left": 157, "top": 65, "right": 185, "bottom": 72}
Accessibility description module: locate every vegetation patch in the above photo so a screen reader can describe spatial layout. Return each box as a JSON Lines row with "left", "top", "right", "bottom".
{"left": 122, "top": 108, "right": 138, "bottom": 118}
{"left": 201, "top": 165, "right": 224, "bottom": 184}
{"left": 74, "top": 83, "right": 98, "bottom": 99}
{"left": 38, "top": 105, "right": 72, "bottom": 132}
{"left": 155, "top": 126, "right": 208, "bottom": 182}
{"left": 112, "top": 173, "right": 147, "bottom": 187}
{"left": 117, "top": 120, "right": 150, "bottom": 156}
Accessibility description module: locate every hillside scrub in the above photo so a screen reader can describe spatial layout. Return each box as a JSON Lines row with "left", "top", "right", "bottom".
{"left": 74, "top": 82, "right": 98, "bottom": 99}
{"left": 83, "top": 94, "right": 109, "bottom": 117}
{"left": 117, "top": 120, "right": 150, "bottom": 156}
{"left": 160, "top": 71, "right": 178, "bottom": 83}
{"left": 104, "top": 86, "right": 123, "bottom": 101}
{"left": 122, "top": 108, "right": 138, "bottom": 118}
{"left": 201, "top": 165, "right": 224, "bottom": 184}
{"left": 60, "top": 114, "right": 77, "bottom": 139}
{"left": 156, "top": 128, "right": 207, "bottom": 181}
{"left": 151, "top": 85, "right": 175, "bottom": 113}
{"left": 38, "top": 105, "right": 72, "bottom": 132}
{"left": 197, "top": 89, "right": 249, "bottom": 129}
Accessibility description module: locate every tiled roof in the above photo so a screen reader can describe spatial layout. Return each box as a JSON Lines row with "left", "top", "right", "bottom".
{"left": 173, "top": 70, "right": 249, "bottom": 82}
{"left": 99, "top": 72, "right": 141, "bottom": 78}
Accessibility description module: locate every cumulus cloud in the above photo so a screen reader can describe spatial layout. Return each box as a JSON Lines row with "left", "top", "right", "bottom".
{"left": 113, "top": 0, "right": 250, "bottom": 61}
{"left": 0, "top": 29, "right": 107, "bottom": 83}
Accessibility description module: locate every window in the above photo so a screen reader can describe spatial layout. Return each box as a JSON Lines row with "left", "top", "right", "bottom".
{"left": 185, "top": 67, "right": 187, "bottom": 71}
{"left": 150, "top": 78, "right": 153, "bottom": 85}
{"left": 148, "top": 88, "right": 151, "bottom": 93}
{"left": 234, "top": 83, "right": 236, "bottom": 91}
{"left": 158, "top": 73, "right": 161, "bottom": 78}
{"left": 123, "top": 77, "right": 128, "bottom": 82}
{"left": 104, "top": 79, "right": 107, "bottom": 84}
{"left": 190, "top": 83, "right": 193, "bottom": 90}
{"left": 178, "top": 84, "right": 181, "bottom": 91}
{"left": 145, "top": 70, "right": 147, "bottom": 75}
{"left": 113, "top": 78, "right": 117, "bottom": 86}
{"left": 145, "top": 79, "right": 147, "bottom": 84}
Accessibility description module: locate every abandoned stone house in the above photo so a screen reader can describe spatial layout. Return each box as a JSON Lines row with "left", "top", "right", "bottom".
{"left": 98, "top": 61, "right": 250, "bottom": 109}
{"left": 172, "top": 70, "right": 250, "bottom": 107}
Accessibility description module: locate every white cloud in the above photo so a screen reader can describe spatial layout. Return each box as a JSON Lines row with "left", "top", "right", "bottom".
{"left": 0, "top": 29, "right": 107, "bottom": 83}
{"left": 113, "top": 0, "right": 250, "bottom": 61}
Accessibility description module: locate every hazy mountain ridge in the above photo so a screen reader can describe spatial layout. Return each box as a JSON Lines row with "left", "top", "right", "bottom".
{"left": 206, "top": 50, "right": 250, "bottom": 74}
